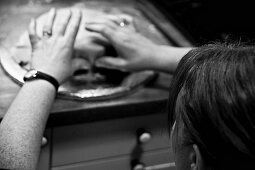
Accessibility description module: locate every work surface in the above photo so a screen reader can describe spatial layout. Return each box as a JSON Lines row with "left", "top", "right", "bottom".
{"left": 0, "top": 0, "right": 177, "bottom": 127}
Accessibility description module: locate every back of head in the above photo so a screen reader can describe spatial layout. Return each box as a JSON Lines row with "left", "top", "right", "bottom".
{"left": 168, "top": 43, "right": 255, "bottom": 170}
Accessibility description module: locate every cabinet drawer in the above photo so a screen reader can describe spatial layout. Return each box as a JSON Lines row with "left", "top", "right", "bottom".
{"left": 52, "top": 114, "right": 171, "bottom": 166}
{"left": 52, "top": 148, "right": 175, "bottom": 170}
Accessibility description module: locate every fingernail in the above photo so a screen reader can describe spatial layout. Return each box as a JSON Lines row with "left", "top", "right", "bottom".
{"left": 53, "top": 8, "right": 57, "bottom": 13}
{"left": 78, "top": 9, "right": 82, "bottom": 15}
{"left": 67, "top": 9, "right": 72, "bottom": 16}
{"left": 78, "top": 9, "right": 82, "bottom": 19}
{"left": 30, "top": 18, "right": 36, "bottom": 26}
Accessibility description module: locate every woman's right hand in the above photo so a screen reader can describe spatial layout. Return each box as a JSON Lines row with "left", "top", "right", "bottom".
{"left": 28, "top": 8, "right": 82, "bottom": 84}
{"left": 85, "top": 16, "right": 159, "bottom": 72}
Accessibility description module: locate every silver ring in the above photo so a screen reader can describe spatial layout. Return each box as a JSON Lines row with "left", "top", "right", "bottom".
{"left": 42, "top": 31, "right": 52, "bottom": 37}
{"left": 118, "top": 18, "right": 129, "bottom": 27}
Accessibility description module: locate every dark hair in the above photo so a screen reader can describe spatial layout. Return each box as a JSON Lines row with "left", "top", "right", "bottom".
{"left": 168, "top": 43, "right": 255, "bottom": 170}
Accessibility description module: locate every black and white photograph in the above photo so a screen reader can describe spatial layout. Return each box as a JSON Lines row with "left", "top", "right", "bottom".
{"left": 0, "top": 0, "right": 254, "bottom": 169}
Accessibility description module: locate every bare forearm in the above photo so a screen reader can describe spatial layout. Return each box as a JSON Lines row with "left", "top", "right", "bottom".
{"left": 150, "top": 46, "right": 192, "bottom": 74}
{"left": 0, "top": 80, "right": 56, "bottom": 169}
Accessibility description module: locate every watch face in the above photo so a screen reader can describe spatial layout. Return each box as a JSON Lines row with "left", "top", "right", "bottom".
{"left": 24, "top": 69, "right": 38, "bottom": 79}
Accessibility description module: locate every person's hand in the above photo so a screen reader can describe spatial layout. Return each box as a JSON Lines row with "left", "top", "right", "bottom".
{"left": 28, "top": 8, "right": 82, "bottom": 84}
{"left": 85, "top": 15, "right": 159, "bottom": 72}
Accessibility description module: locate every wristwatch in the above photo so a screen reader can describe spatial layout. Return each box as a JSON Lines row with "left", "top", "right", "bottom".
{"left": 23, "top": 69, "right": 59, "bottom": 91}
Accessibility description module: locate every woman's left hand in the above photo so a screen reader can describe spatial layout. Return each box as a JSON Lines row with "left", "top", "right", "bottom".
{"left": 28, "top": 8, "right": 83, "bottom": 84}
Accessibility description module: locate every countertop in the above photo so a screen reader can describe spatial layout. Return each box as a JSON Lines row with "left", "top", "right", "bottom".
{"left": 0, "top": 0, "right": 178, "bottom": 127}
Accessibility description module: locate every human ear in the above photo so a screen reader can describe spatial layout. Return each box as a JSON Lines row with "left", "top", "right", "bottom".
{"left": 189, "top": 144, "right": 204, "bottom": 170}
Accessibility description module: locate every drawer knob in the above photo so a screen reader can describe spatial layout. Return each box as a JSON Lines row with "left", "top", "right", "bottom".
{"left": 137, "top": 128, "right": 152, "bottom": 144}
{"left": 131, "top": 160, "right": 145, "bottom": 170}
{"left": 133, "top": 163, "right": 145, "bottom": 170}
{"left": 41, "top": 136, "right": 48, "bottom": 147}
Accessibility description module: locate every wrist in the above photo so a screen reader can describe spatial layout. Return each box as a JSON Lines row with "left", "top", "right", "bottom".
{"left": 141, "top": 44, "right": 162, "bottom": 71}
{"left": 31, "top": 65, "right": 65, "bottom": 84}
{"left": 24, "top": 69, "right": 60, "bottom": 91}
{"left": 152, "top": 46, "right": 192, "bottom": 73}
{"left": 144, "top": 45, "right": 166, "bottom": 72}
{"left": 37, "top": 69, "right": 63, "bottom": 84}
{"left": 23, "top": 79, "right": 57, "bottom": 95}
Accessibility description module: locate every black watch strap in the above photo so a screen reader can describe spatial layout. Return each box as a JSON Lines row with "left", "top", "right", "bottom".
{"left": 23, "top": 70, "right": 59, "bottom": 91}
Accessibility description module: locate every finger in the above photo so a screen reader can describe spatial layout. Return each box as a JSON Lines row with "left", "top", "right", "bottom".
{"left": 92, "top": 14, "right": 133, "bottom": 27}
{"left": 28, "top": 18, "right": 36, "bottom": 36}
{"left": 95, "top": 57, "right": 127, "bottom": 70}
{"left": 97, "top": 14, "right": 119, "bottom": 21}
{"left": 102, "top": 15, "right": 121, "bottom": 25}
{"left": 71, "top": 58, "right": 90, "bottom": 73}
{"left": 42, "top": 8, "right": 56, "bottom": 35}
{"left": 28, "top": 18, "right": 40, "bottom": 47}
{"left": 65, "top": 9, "right": 82, "bottom": 46}
{"left": 54, "top": 10, "right": 72, "bottom": 36}
{"left": 85, "top": 18, "right": 118, "bottom": 30}
{"left": 117, "top": 14, "right": 137, "bottom": 31}
{"left": 117, "top": 14, "right": 133, "bottom": 24}
{"left": 85, "top": 24, "right": 116, "bottom": 43}
{"left": 101, "top": 14, "right": 134, "bottom": 28}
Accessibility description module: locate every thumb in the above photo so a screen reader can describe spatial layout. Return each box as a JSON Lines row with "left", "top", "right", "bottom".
{"left": 85, "top": 24, "right": 116, "bottom": 43}
{"left": 28, "top": 18, "right": 40, "bottom": 49}
{"left": 95, "top": 57, "right": 127, "bottom": 70}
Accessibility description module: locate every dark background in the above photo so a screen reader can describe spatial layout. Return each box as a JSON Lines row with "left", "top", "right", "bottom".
{"left": 150, "top": 0, "right": 255, "bottom": 46}
{"left": 1, "top": 0, "right": 254, "bottom": 46}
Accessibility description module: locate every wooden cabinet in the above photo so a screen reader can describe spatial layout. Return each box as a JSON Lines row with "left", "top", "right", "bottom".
{"left": 49, "top": 113, "right": 175, "bottom": 170}
{"left": 51, "top": 149, "right": 174, "bottom": 170}
{"left": 37, "top": 129, "right": 52, "bottom": 170}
